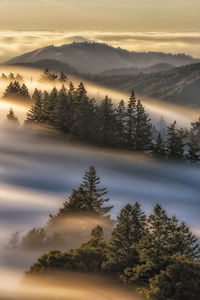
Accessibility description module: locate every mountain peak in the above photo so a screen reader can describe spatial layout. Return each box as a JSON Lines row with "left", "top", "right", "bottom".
{"left": 5, "top": 42, "right": 199, "bottom": 75}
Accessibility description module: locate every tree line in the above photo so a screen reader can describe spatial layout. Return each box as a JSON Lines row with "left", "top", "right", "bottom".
{"left": 4, "top": 80, "right": 200, "bottom": 163}
{"left": 24, "top": 166, "right": 200, "bottom": 300}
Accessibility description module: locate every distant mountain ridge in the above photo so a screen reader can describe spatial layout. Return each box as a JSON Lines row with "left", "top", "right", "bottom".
{"left": 94, "top": 63, "right": 200, "bottom": 107}
{"left": 99, "top": 63, "right": 175, "bottom": 77}
{"left": 5, "top": 42, "right": 199, "bottom": 75}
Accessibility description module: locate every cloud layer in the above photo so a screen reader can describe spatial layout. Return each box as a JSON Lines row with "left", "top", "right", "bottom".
{"left": 0, "top": 31, "right": 200, "bottom": 63}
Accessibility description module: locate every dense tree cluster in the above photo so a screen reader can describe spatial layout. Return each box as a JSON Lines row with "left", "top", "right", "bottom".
{"left": 1, "top": 72, "right": 23, "bottom": 82}
{"left": 3, "top": 80, "right": 200, "bottom": 162}
{"left": 26, "top": 167, "right": 200, "bottom": 300}
{"left": 39, "top": 69, "right": 67, "bottom": 83}
{"left": 3, "top": 81, "right": 30, "bottom": 99}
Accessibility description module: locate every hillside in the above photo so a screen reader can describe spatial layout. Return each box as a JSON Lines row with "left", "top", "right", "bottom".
{"left": 93, "top": 63, "right": 200, "bottom": 107}
{"left": 5, "top": 42, "right": 199, "bottom": 75}
{"left": 99, "top": 63, "right": 175, "bottom": 77}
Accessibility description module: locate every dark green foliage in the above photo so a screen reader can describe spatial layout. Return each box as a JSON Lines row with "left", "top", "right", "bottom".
{"left": 115, "top": 99, "right": 127, "bottom": 147}
{"left": 146, "top": 256, "right": 200, "bottom": 300}
{"left": 80, "top": 166, "right": 112, "bottom": 216}
{"left": 103, "top": 202, "right": 146, "bottom": 275}
{"left": 3, "top": 78, "right": 197, "bottom": 162}
{"left": 126, "top": 91, "right": 136, "bottom": 149}
{"left": 167, "top": 121, "right": 185, "bottom": 159}
{"left": 49, "top": 166, "right": 112, "bottom": 226}
{"left": 28, "top": 226, "right": 107, "bottom": 274}
{"left": 26, "top": 88, "right": 43, "bottom": 123}
{"left": 97, "top": 95, "right": 117, "bottom": 146}
{"left": 122, "top": 204, "right": 200, "bottom": 288}
{"left": 153, "top": 133, "right": 167, "bottom": 157}
{"left": 134, "top": 100, "right": 152, "bottom": 151}
{"left": 27, "top": 198, "right": 200, "bottom": 300}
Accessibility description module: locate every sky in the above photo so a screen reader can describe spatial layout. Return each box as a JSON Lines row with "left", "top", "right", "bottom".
{"left": 0, "top": 0, "right": 199, "bottom": 61}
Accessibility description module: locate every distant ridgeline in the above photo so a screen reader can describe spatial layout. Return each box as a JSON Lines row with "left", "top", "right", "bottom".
{"left": 3, "top": 76, "right": 200, "bottom": 163}
{"left": 13, "top": 166, "right": 199, "bottom": 300}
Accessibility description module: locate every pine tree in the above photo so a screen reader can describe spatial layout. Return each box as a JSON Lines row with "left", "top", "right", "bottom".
{"left": 187, "top": 142, "right": 199, "bottom": 164}
{"left": 80, "top": 166, "right": 112, "bottom": 216}
{"left": 6, "top": 108, "right": 20, "bottom": 126}
{"left": 134, "top": 100, "right": 152, "bottom": 151}
{"left": 122, "top": 204, "right": 200, "bottom": 285}
{"left": 42, "top": 87, "right": 58, "bottom": 124}
{"left": 103, "top": 202, "right": 146, "bottom": 275}
{"left": 54, "top": 85, "right": 69, "bottom": 130}
{"left": 126, "top": 91, "right": 136, "bottom": 149}
{"left": 48, "top": 166, "right": 112, "bottom": 227}
{"left": 153, "top": 133, "right": 166, "bottom": 158}
{"left": 97, "top": 95, "right": 116, "bottom": 146}
{"left": 167, "top": 121, "right": 184, "bottom": 159}
{"left": 26, "top": 88, "right": 43, "bottom": 123}
{"left": 20, "top": 83, "right": 30, "bottom": 99}
{"left": 3, "top": 81, "right": 21, "bottom": 98}
{"left": 115, "top": 100, "right": 127, "bottom": 148}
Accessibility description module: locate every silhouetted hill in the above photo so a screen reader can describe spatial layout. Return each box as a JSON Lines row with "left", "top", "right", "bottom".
{"left": 9, "top": 59, "right": 77, "bottom": 74}
{"left": 5, "top": 42, "right": 199, "bottom": 75}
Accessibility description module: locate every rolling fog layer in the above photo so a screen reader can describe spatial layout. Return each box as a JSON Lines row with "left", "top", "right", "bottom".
{"left": 0, "top": 67, "right": 200, "bottom": 298}
{"left": 0, "top": 66, "right": 200, "bottom": 127}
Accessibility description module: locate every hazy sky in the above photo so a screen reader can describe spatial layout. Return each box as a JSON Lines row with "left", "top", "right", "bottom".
{"left": 0, "top": 0, "right": 199, "bottom": 61}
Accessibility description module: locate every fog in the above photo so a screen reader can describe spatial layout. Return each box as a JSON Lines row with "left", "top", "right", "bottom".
{"left": 0, "top": 271, "right": 143, "bottom": 300}
{"left": 0, "top": 67, "right": 200, "bottom": 299}
{"left": 0, "top": 66, "right": 200, "bottom": 127}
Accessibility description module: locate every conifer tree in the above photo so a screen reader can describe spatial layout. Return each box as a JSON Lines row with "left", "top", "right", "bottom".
{"left": 134, "top": 100, "right": 152, "bottom": 151}
{"left": 167, "top": 121, "right": 184, "bottom": 159}
{"left": 80, "top": 166, "right": 112, "bottom": 216}
{"left": 103, "top": 202, "right": 146, "bottom": 275}
{"left": 187, "top": 141, "right": 199, "bottom": 164}
{"left": 153, "top": 133, "right": 166, "bottom": 157}
{"left": 6, "top": 108, "right": 20, "bottom": 126}
{"left": 115, "top": 99, "right": 127, "bottom": 148}
{"left": 26, "top": 88, "right": 43, "bottom": 123}
{"left": 54, "top": 85, "right": 69, "bottom": 130}
{"left": 97, "top": 95, "right": 116, "bottom": 146}
{"left": 42, "top": 87, "right": 58, "bottom": 124}
{"left": 123, "top": 204, "right": 200, "bottom": 285}
{"left": 126, "top": 91, "right": 136, "bottom": 149}
{"left": 20, "top": 83, "right": 30, "bottom": 99}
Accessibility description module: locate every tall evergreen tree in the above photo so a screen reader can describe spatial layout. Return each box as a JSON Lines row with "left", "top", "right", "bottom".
{"left": 97, "top": 95, "right": 116, "bottom": 146}
{"left": 80, "top": 166, "right": 112, "bottom": 216}
{"left": 26, "top": 88, "right": 43, "bottom": 123}
{"left": 42, "top": 87, "right": 58, "bottom": 124}
{"left": 123, "top": 204, "right": 200, "bottom": 286}
{"left": 20, "top": 83, "right": 30, "bottom": 99}
{"left": 103, "top": 202, "right": 146, "bottom": 275}
{"left": 153, "top": 132, "right": 166, "bottom": 158}
{"left": 115, "top": 99, "right": 127, "bottom": 148}
{"left": 167, "top": 121, "right": 184, "bottom": 159}
{"left": 126, "top": 91, "right": 136, "bottom": 149}
{"left": 134, "top": 100, "right": 152, "bottom": 151}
